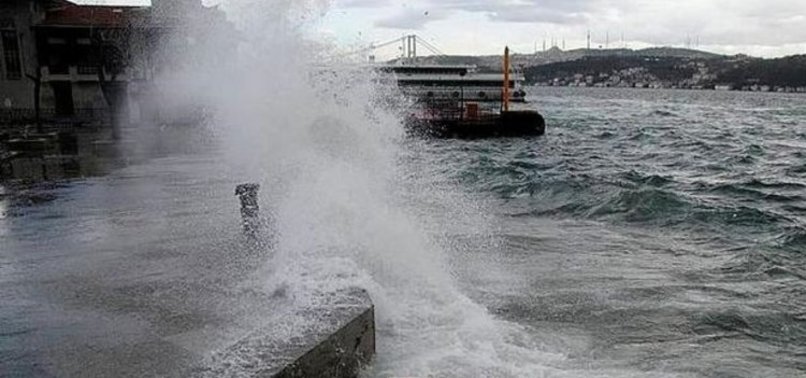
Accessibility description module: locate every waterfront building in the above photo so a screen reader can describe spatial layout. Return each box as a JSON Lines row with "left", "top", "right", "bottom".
{"left": 0, "top": 0, "right": 228, "bottom": 126}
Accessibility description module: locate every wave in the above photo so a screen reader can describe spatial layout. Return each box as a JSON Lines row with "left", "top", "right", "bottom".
{"left": 620, "top": 170, "right": 673, "bottom": 187}
{"left": 690, "top": 205, "right": 791, "bottom": 227}
{"left": 595, "top": 131, "right": 617, "bottom": 139}
{"left": 499, "top": 174, "right": 798, "bottom": 233}
{"left": 587, "top": 187, "right": 691, "bottom": 223}
{"left": 627, "top": 129, "right": 651, "bottom": 141}
{"left": 745, "top": 144, "right": 766, "bottom": 156}
{"left": 725, "top": 153, "right": 757, "bottom": 165}
{"left": 651, "top": 110, "right": 677, "bottom": 117}
{"left": 776, "top": 227, "right": 806, "bottom": 252}
{"left": 744, "top": 179, "right": 806, "bottom": 191}
{"left": 700, "top": 181, "right": 806, "bottom": 203}
{"left": 694, "top": 309, "right": 806, "bottom": 346}
{"left": 785, "top": 164, "right": 806, "bottom": 175}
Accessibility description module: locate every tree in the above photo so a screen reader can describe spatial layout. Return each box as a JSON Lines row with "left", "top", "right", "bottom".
{"left": 17, "top": 31, "right": 42, "bottom": 133}
{"left": 92, "top": 26, "right": 133, "bottom": 139}
{"left": 23, "top": 69, "right": 42, "bottom": 134}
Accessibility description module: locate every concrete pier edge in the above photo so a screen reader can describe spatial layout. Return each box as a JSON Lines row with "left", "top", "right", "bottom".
{"left": 274, "top": 297, "right": 375, "bottom": 378}
{"left": 199, "top": 287, "right": 376, "bottom": 378}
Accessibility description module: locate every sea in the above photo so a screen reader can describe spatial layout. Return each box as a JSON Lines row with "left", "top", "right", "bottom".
{"left": 394, "top": 87, "right": 806, "bottom": 377}
{"left": 2, "top": 86, "right": 804, "bottom": 378}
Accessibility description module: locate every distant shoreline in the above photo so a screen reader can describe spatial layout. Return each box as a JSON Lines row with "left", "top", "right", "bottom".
{"left": 531, "top": 83, "right": 806, "bottom": 94}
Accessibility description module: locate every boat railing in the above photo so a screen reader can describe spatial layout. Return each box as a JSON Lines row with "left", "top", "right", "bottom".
{"left": 415, "top": 99, "right": 504, "bottom": 122}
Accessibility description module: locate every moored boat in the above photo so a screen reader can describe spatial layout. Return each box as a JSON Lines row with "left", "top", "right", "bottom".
{"left": 378, "top": 47, "right": 545, "bottom": 138}
{"left": 377, "top": 64, "right": 527, "bottom": 104}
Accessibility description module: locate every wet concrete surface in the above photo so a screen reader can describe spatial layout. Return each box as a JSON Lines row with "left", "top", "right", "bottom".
{"left": 0, "top": 154, "right": 349, "bottom": 377}
{"left": 199, "top": 288, "right": 374, "bottom": 378}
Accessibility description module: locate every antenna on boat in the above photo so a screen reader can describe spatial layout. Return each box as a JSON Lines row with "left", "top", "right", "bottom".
{"left": 503, "top": 46, "right": 510, "bottom": 112}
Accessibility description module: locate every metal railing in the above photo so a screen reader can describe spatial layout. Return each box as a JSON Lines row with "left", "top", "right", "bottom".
{"left": 0, "top": 108, "right": 110, "bottom": 125}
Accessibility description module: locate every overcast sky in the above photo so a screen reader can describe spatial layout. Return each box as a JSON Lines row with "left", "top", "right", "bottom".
{"left": 74, "top": 0, "right": 806, "bottom": 58}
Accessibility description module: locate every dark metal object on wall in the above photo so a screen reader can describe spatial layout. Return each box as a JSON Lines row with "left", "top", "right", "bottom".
{"left": 235, "top": 183, "right": 260, "bottom": 234}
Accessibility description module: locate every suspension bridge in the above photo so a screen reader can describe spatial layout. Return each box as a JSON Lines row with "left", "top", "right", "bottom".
{"left": 339, "top": 34, "right": 446, "bottom": 63}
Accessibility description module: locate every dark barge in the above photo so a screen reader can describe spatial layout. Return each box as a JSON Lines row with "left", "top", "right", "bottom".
{"left": 406, "top": 107, "right": 546, "bottom": 138}
{"left": 385, "top": 46, "right": 546, "bottom": 139}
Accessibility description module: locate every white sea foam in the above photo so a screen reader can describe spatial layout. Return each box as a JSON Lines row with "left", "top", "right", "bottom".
{"left": 172, "top": 1, "right": 565, "bottom": 376}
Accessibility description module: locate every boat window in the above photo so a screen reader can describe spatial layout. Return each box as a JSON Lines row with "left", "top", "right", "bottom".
{"left": 379, "top": 66, "right": 469, "bottom": 75}
{"left": 397, "top": 80, "right": 516, "bottom": 88}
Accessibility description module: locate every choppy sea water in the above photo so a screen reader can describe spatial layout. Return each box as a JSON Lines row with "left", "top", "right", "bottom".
{"left": 403, "top": 87, "right": 806, "bottom": 377}
{"left": 2, "top": 87, "right": 805, "bottom": 378}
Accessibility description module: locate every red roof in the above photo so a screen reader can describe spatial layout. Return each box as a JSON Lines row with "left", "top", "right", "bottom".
{"left": 38, "top": 2, "right": 148, "bottom": 28}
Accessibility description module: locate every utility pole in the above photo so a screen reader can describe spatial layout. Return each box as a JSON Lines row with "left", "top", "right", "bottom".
{"left": 587, "top": 30, "right": 591, "bottom": 50}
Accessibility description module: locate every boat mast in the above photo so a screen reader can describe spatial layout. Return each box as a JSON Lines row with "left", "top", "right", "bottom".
{"left": 503, "top": 46, "right": 510, "bottom": 112}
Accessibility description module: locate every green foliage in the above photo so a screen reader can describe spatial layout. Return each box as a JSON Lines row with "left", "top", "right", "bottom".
{"left": 524, "top": 54, "right": 806, "bottom": 88}
{"left": 524, "top": 56, "right": 699, "bottom": 83}
{"left": 720, "top": 55, "right": 806, "bottom": 87}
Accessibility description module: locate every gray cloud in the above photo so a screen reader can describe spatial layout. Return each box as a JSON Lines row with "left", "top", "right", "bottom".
{"left": 375, "top": 7, "right": 448, "bottom": 30}
{"left": 486, "top": 8, "right": 589, "bottom": 24}
{"left": 339, "top": 0, "right": 806, "bottom": 55}
{"left": 337, "top": 0, "right": 390, "bottom": 8}
{"left": 374, "top": 0, "right": 597, "bottom": 25}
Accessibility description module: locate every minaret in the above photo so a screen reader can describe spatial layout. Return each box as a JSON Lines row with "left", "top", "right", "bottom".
{"left": 587, "top": 30, "right": 591, "bottom": 50}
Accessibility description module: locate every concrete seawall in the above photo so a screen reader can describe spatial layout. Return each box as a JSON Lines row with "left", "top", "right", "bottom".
{"left": 200, "top": 288, "right": 375, "bottom": 378}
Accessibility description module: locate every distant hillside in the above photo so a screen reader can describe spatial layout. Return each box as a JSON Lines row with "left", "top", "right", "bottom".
{"left": 522, "top": 53, "right": 806, "bottom": 90}
{"left": 390, "top": 46, "right": 723, "bottom": 70}
{"left": 626, "top": 47, "right": 722, "bottom": 59}
{"left": 719, "top": 55, "right": 806, "bottom": 87}
{"left": 524, "top": 56, "right": 699, "bottom": 83}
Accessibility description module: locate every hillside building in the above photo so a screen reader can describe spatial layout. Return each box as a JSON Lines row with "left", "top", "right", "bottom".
{"left": 0, "top": 0, "right": 229, "bottom": 126}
